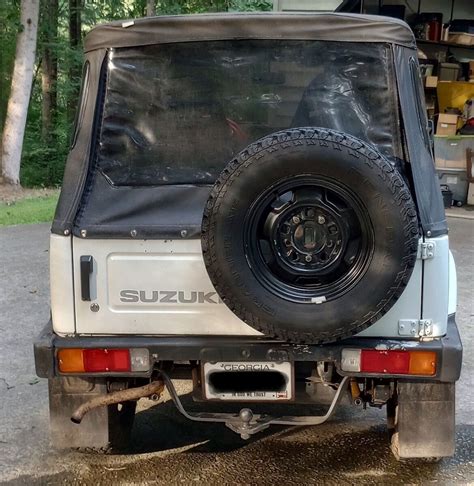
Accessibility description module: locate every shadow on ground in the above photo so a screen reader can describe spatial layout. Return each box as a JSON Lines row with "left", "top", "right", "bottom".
{"left": 6, "top": 394, "right": 474, "bottom": 485}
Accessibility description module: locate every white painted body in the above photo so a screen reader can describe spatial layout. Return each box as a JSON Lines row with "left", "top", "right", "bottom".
{"left": 50, "top": 234, "right": 456, "bottom": 339}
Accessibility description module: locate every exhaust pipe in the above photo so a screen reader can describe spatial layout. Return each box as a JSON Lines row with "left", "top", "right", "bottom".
{"left": 71, "top": 380, "right": 164, "bottom": 424}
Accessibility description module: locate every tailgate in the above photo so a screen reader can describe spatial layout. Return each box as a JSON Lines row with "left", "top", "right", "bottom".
{"left": 72, "top": 237, "right": 260, "bottom": 335}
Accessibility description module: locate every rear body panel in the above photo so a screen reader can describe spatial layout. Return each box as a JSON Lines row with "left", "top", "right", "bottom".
{"left": 50, "top": 235, "right": 75, "bottom": 335}
{"left": 48, "top": 235, "right": 450, "bottom": 339}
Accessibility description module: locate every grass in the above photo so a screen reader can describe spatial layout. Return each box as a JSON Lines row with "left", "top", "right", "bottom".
{"left": 0, "top": 194, "right": 59, "bottom": 226}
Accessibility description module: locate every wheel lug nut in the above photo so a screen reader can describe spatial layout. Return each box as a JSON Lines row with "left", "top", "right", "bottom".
{"left": 307, "top": 209, "right": 315, "bottom": 218}
{"left": 292, "top": 216, "right": 301, "bottom": 224}
{"left": 318, "top": 216, "right": 326, "bottom": 224}
{"left": 305, "top": 255, "right": 312, "bottom": 262}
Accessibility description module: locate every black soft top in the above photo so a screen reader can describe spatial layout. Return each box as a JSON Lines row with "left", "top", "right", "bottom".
{"left": 52, "top": 13, "right": 447, "bottom": 239}
{"left": 84, "top": 12, "right": 416, "bottom": 52}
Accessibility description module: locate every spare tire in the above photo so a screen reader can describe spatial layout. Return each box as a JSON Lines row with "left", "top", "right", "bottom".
{"left": 201, "top": 128, "right": 419, "bottom": 343}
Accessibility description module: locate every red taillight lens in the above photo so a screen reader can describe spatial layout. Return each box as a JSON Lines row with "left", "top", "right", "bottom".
{"left": 361, "top": 350, "right": 410, "bottom": 374}
{"left": 83, "top": 349, "right": 130, "bottom": 372}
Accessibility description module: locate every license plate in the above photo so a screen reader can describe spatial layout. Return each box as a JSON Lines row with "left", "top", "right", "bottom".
{"left": 203, "top": 361, "right": 293, "bottom": 401}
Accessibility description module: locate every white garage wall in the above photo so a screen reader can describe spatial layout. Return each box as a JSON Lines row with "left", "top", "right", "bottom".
{"left": 273, "top": 0, "right": 473, "bottom": 20}
{"left": 365, "top": 0, "right": 474, "bottom": 21}
{"left": 273, "top": 0, "right": 342, "bottom": 11}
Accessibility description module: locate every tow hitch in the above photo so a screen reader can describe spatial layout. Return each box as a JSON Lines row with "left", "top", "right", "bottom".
{"left": 161, "top": 372, "right": 349, "bottom": 439}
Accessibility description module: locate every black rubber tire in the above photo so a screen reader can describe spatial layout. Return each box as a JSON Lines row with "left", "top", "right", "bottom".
{"left": 202, "top": 128, "right": 419, "bottom": 344}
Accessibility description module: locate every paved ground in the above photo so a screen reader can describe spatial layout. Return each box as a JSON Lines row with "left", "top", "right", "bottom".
{"left": 0, "top": 220, "right": 473, "bottom": 485}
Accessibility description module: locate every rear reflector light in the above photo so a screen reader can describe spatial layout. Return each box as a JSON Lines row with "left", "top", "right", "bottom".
{"left": 341, "top": 349, "right": 436, "bottom": 376}
{"left": 83, "top": 349, "right": 130, "bottom": 372}
{"left": 58, "top": 348, "right": 149, "bottom": 373}
{"left": 361, "top": 350, "right": 410, "bottom": 374}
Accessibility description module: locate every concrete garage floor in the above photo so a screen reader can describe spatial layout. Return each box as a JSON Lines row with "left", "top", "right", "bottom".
{"left": 0, "top": 219, "right": 472, "bottom": 485}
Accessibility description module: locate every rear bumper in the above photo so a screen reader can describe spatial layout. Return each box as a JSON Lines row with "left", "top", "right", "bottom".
{"left": 34, "top": 315, "right": 462, "bottom": 382}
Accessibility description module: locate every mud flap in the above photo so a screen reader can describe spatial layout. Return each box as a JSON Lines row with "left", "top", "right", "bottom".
{"left": 49, "top": 377, "right": 135, "bottom": 450}
{"left": 391, "top": 381, "right": 455, "bottom": 459}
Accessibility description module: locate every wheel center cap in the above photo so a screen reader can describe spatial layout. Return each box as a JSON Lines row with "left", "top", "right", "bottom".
{"left": 294, "top": 222, "right": 325, "bottom": 253}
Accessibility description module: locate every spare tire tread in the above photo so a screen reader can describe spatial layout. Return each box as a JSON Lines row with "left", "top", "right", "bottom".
{"left": 202, "top": 128, "right": 419, "bottom": 343}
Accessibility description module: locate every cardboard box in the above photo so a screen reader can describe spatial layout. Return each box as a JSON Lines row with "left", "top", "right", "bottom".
{"left": 436, "top": 114, "right": 458, "bottom": 136}
{"left": 448, "top": 32, "right": 474, "bottom": 46}
{"left": 425, "top": 75, "right": 438, "bottom": 88}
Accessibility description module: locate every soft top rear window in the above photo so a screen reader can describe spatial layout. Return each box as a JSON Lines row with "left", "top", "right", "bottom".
{"left": 97, "top": 40, "right": 399, "bottom": 186}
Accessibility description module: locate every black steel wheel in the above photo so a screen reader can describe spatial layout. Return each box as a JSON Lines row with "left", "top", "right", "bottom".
{"left": 202, "top": 128, "right": 419, "bottom": 343}
{"left": 243, "top": 176, "right": 374, "bottom": 304}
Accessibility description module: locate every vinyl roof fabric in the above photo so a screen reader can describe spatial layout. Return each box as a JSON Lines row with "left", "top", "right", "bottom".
{"left": 84, "top": 12, "right": 416, "bottom": 53}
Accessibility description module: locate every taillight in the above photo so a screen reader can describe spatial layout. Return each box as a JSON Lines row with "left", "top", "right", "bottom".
{"left": 58, "top": 348, "right": 149, "bottom": 373}
{"left": 83, "top": 349, "right": 130, "bottom": 372}
{"left": 361, "top": 350, "right": 410, "bottom": 374}
{"left": 341, "top": 349, "right": 436, "bottom": 376}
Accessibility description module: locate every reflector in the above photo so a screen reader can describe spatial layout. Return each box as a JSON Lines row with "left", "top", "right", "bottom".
{"left": 361, "top": 350, "right": 410, "bottom": 374}
{"left": 83, "top": 349, "right": 130, "bottom": 372}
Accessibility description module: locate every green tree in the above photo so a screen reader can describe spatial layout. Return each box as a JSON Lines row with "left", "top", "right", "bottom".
{"left": 41, "top": 0, "right": 59, "bottom": 142}
{"left": 1, "top": 0, "right": 40, "bottom": 185}
{"left": 4, "top": 0, "right": 272, "bottom": 187}
{"left": 0, "top": 0, "right": 21, "bottom": 135}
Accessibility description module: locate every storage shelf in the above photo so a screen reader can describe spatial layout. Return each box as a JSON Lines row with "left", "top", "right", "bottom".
{"left": 434, "top": 134, "right": 474, "bottom": 138}
{"left": 416, "top": 39, "right": 474, "bottom": 50}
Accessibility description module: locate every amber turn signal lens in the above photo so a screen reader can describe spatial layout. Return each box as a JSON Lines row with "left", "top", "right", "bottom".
{"left": 58, "top": 348, "right": 85, "bottom": 373}
{"left": 408, "top": 351, "right": 437, "bottom": 375}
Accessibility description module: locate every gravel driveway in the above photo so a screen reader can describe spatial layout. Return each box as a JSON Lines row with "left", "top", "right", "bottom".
{"left": 0, "top": 220, "right": 473, "bottom": 485}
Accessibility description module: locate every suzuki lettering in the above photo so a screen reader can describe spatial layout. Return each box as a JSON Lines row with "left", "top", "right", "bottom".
{"left": 119, "top": 290, "right": 223, "bottom": 304}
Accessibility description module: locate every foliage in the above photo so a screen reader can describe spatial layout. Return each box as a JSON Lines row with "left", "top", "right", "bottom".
{"left": 229, "top": 0, "right": 272, "bottom": 11}
{"left": 2, "top": 0, "right": 272, "bottom": 187}
{"left": 0, "top": 194, "right": 59, "bottom": 226}
{"left": 153, "top": 0, "right": 272, "bottom": 14}
{"left": 0, "top": 0, "right": 20, "bottom": 133}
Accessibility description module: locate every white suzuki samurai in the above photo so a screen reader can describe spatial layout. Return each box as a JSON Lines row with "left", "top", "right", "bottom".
{"left": 34, "top": 12, "right": 462, "bottom": 460}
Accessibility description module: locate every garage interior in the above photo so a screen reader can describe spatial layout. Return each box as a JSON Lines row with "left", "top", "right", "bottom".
{"left": 274, "top": 0, "right": 474, "bottom": 214}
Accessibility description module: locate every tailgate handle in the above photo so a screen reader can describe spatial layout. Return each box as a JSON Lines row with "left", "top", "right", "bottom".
{"left": 80, "top": 255, "right": 93, "bottom": 301}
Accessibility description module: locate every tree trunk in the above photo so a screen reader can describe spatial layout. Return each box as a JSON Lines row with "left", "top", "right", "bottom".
{"left": 41, "top": 0, "right": 58, "bottom": 142}
{"left": 1, "top": 0, "right": 40, "bottom": 186}
{"left": 146, "top": 0, "right": 156, "bottom": 16}
{"left": 67, "top": 0, "right": 82, "bottom": 123}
